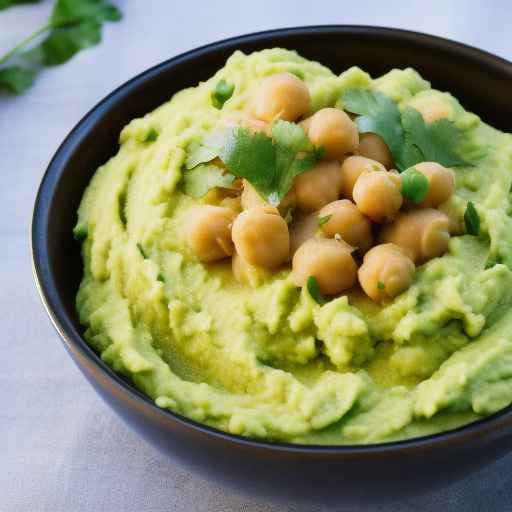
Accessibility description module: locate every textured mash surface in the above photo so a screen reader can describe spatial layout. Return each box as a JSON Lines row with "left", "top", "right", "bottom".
{"left": 76, "top": 48, "right": 512, "bottom": 444}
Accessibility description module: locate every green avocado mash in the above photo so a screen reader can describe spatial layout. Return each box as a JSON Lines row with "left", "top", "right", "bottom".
{"left": 75, "top": 48, "right": 512, "bottom": 444}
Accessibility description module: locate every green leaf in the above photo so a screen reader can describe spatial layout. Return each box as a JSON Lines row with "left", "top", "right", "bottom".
{"left": 185, "top": 131, "right": 225, "bottom": 169}
{"left": 183, "top": 164, "right": 235, "bottom": 198}
{"left": 0, "top": 0, "right": 42, "bottom": 10}
{"left": 145, "top": 128, "right": 159, "bottom": 142}
{"left": 377, "top": 281, "right": 385, "bottom": 290}
{"left": 73, "top": 224, "right": 88, "bottom": 241}
{"left": 0, "top": 66, "right": 36, "bottom": 94}
{"left": 400, "top": 107, "right": 468, "bottom": 169}
{"left": 400, "top": 166, "right": 429, "bottom": 203}
{"left": 464, "top": 201, "right": 480, "bottom": 236}
{"left": 50, "top": 0, "right": 122, "bottom": 27}
{"left": 137, "top": 243, "right": 148, "bottom": 259}
{"left": 317, "top": 214, "right": 332, "bottom": 227}
{"left": 41, "top": 20, "right": 102, "bottom": 65}
{"left": 306, "top": 276, "right": 323, "bottom": 304}
{"left": 343, "top": 89, "right": 403, "bottom": 159}
{"left": 219, "top": 123, "right": 318, "bottom": 206}
{"left": 211, "top": 79, "right": 234, "bottom": 109}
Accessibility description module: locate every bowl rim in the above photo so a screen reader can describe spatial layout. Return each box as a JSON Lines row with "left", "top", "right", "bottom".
{"left": 31, "top": 24, "right": 512, "bottom": 455}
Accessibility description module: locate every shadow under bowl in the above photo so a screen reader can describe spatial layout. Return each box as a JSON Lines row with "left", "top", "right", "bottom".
{"left": 31, "top": 26, "right": 512, "bottom": 508}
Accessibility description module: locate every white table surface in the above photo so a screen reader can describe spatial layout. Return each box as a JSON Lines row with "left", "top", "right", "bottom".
{"left": 2, "top": 1, "right": 512, "bottom": 510}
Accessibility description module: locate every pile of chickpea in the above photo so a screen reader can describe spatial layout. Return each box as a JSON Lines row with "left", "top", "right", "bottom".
{"left": 187, "top": 72, "right": 456, "bottom": 303}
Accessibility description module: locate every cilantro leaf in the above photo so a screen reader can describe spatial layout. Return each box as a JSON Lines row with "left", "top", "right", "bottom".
{"left": 317, "top": 214, "right": 332, "bottom": 227}
{"left": 0, "top": 0, "right": 121, "bottom": 95}
{"left": 400, "top": 107, "right": 469, "bottom": 169}
{"left": 377, "top": 281, "right": 385, "bottom": 290}
{"left": 41, "top": 20, "right": 102, "bottom": 65}
{"left": 185, "top": 130, "right": 225, "bottom": 169}
{"left": 211, "top": 79, "right": 234, "bottom": 109}
{"left": 0, "top": 0, "right": 42, "bottom": 10}
{"left": 183, "top": 164, "right": 235, "bottom": 198}
{"left": 50, "top": 0, "right": 121, "bottom": 26}
{"left": 219, "top": 121, "right": 318, "bottom": 206}
{"left": 0, "top": 66, "right": 36, "bottom": 93}
{"left": 343, "top": 88, "right": 471, "bottom": 172}
{"left": 306, "top": 276, "right": 323, "bottom": 304}
{"left": 343, "top": 89, "right": 403, "bottom": 159}
{"left": 464, "top": 201, "right": 480, "bottom": 236}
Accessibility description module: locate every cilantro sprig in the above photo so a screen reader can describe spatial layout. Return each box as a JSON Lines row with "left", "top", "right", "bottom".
{"left": 183, "top": 164, "right": 236, "bottom": 198}
{"left": 219, "top": 121, "right": 320, "bottom": 206}
{"left": 343, "top": 89, "right": 470, "bottom": 171}
{"left": 0, "top": 0, "right": 121, "bottom": 94}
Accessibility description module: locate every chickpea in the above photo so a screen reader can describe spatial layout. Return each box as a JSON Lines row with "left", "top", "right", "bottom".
{"left": 289, "top": 212, "right": 322, "bottom": 256}
{"left": 252, "top": 72, "right": 310, "bottom": 122}
{"left": 187, "top": 205, "right": 236, "bottom": 262}
{"left": 232, "top": 206, "right": 290, "bottom": 268}
{"left": 241, "top": 180, "right": 268, "bottom": 210}
{"left": 340, "top": 156, "right": 386, "bottom": 200}
{"left": 292, "top": 238, "right": 357, "bottom": 295}
{"left": 409, "top": 96, "right": 452, "bottom": 123}
{"left": 306, "top": 108, "right": 359, "bottom": 160}
{"left": 353, "top": 170, "right": 403, "bottom": 223}
{"left": 294, "top": 160, "right": 343, "bottom": 212}
{"left": 413, "top": 162, "right": 455, "bottom": 208}
{"left": 358, "top": 133, "right": 393, "bottom": 169}
{"left": 220, "top": 195, "right": 242, "bottom": 213}
{"left": 318, "top": 199, "right": 372, "bottom": 252}
{"left": 358, "top": 243, "right": 415, "bottom": 302}
{"left": 380, "top": 209, "right": 450, "bottom": 264}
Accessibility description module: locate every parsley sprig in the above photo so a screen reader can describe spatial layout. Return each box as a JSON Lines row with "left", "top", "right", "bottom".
{"left": 343, "top": 89, "right": 470, "bottom": 171}
{"left": 0, "top": 0, "right": 121, "bottom": 94}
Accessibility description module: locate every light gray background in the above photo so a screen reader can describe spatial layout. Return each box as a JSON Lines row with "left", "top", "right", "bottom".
{"left": 2, "top": 1, "right": 512, "bottom": 511}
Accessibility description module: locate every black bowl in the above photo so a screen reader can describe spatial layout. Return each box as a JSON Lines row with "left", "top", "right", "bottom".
{"left": 32, "top": 26, "right": 512, "bottom": 508}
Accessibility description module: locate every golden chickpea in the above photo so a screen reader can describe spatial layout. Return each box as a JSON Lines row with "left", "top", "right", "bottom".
{"left": 241, "top": 180, "right": 268, "bottom": 210}
{"left": 353, "top": 170, "right": 403, "bottom": 223}
{"left": 380, "top": 209, "right": 450, "bottom": 264}
{"left": 306, "top": 108, "right": 359, "bottom": 160}
{"left": 409, "top": 96, "right": 452, "bottom": 123}
{"left": 187, "top": 205, "right": 236, "bottom": 262}
{"left": 318, "top": 199, "right": 372, "bottom": 252}
{"left": 413, "top": 162, "right": 455, "bottom": 208}
{"left": 294, "top": 160, "right": 343, "bottom": 212}
{"left": 357, "top": 133, "right": 393, "bottom": 168}
{"left": 292, "top": 238, "right": 358, "bottom": 295}
{"left": 358, "top": 243, "right": 415, "bottom": 302}
{"left": 232, "top": 206, "right": 290, "bottom": 268}
{"left": 252, "top": 72, "right": 310, "bottom": 122}
{"left": 340, "top": 156, "right": 386, "bottom": 200}
{"left": 289, "top": 212, "right": 322, "bottom": 256}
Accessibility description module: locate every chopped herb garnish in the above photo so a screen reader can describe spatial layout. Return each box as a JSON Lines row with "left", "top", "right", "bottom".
{"left": 156, "top": 273, "right": 165, "bottom": 282}
{"left": 145, "top": 128, "right": 159, "bottom": 142}
{"left": 183, "top": 164, "right": 235, "bottom": 198}
{"left": 343, "top": 89, "right": 470, "bottom": 171}
{"left": 211, "top": 79, "right": 235, "bottom": 109}
{"left": 73, "top": 224, "right": 88, "bottom": 241}
{"left": 317, "top": 214, "right": 332, "bottom": 227}
{"left": 137, "top": 242, "right": 147, "bottom": 259}
{"left": 185, "top": 130, "right": 225, "bottom": 170}
{"left": 377, "top": 281, "right": 385, "bottom": 290}
{"left": 290, "top": 69, "right": 305, "bottom": 80}
{"left": 400, "top": 167, "right": 429, "bottom": 203}
{"left": 1, "top": 0, "right": 43, "bottom": 10}
{"left": 0, "top": 0, "right": 121, "bottom": 95}
{"left": 464, "top": 201, "right": 480, "bottom": 236}
{"left": 219, "top": 121, "right": 319, "bottom": 206}
{"left": 306, "top": 276, "right": 323, "bottom": 304}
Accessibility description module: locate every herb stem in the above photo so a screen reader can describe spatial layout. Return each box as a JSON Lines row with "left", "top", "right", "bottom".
{"left": 0, "top": 23, "right": 52, "bottom": 66}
